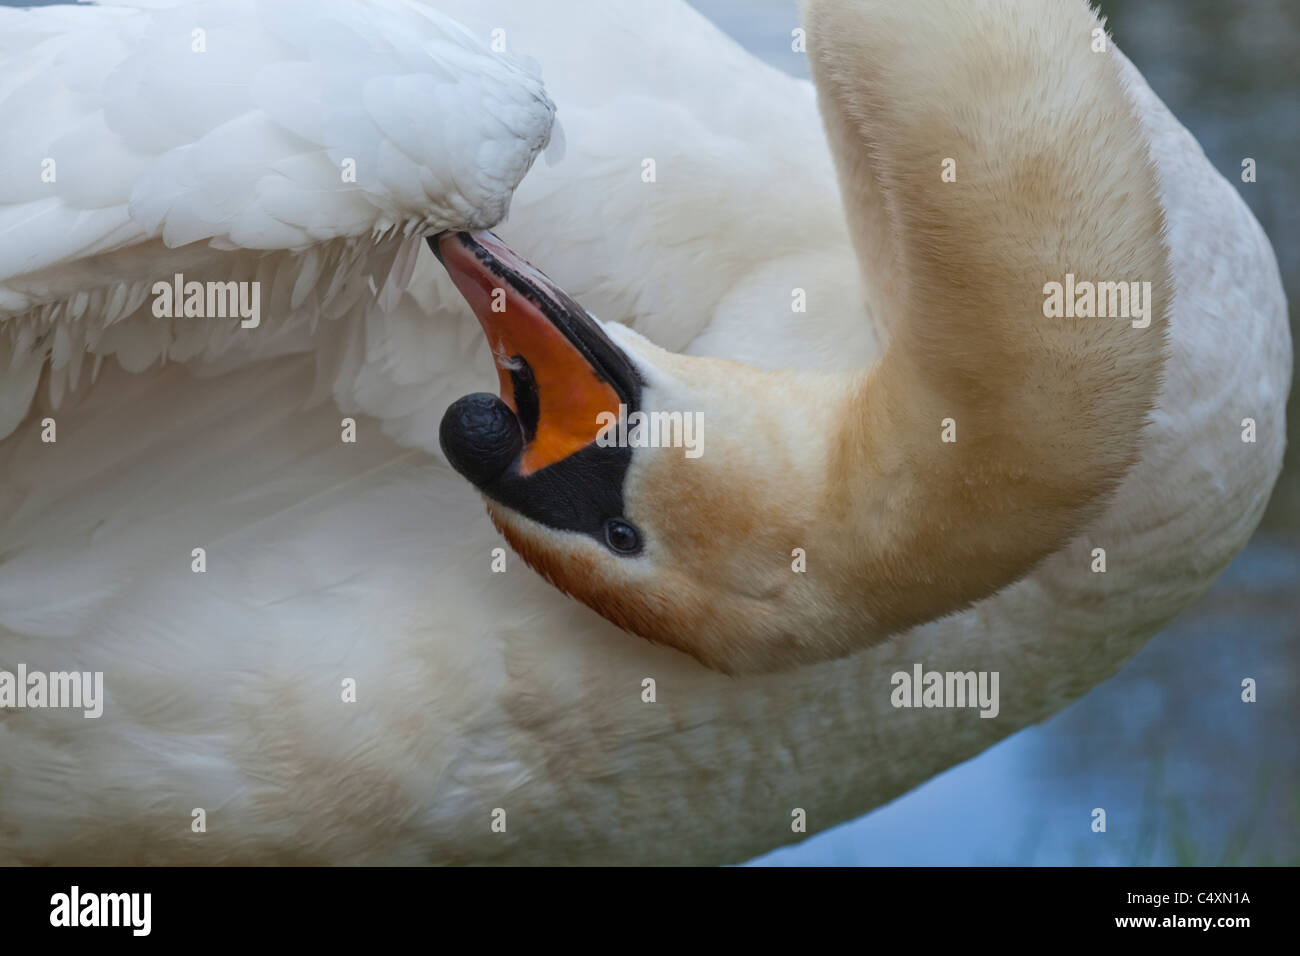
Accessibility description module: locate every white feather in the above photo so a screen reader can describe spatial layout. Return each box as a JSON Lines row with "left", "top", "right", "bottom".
{"left": 0, "top": 0, "right": 554, "bottom": 439}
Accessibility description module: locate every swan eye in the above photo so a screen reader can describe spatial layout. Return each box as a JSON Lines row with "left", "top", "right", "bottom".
{"left": 604, "top": 518, "right": 642, "bottom": 555}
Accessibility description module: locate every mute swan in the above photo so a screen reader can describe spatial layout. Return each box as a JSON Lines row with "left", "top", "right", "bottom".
{"left": 0, "top": 0, "right": 1288, "bottom": 864}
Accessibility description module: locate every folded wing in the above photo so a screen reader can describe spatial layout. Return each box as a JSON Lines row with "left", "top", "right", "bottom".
{"left": 0, "top": 0, "right": 554, "bottom": 436}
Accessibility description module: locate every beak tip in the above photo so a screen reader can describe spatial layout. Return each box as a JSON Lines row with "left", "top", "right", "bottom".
{"left": 427, "top": 232, "right": 459, "bottom": 267}
{"left": 428, "top": 230, "right": 503, "bottom": 269}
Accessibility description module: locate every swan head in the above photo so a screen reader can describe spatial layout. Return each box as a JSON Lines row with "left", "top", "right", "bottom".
{"left": 429, "top": 0, "right": 1173, "bottom": 676}
{"left": 432, "top": 231, "right": 839, "bottom": 674}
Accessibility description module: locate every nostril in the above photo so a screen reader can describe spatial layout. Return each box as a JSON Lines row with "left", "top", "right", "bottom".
{"left": 440, "top": 393, "right": 523, "bottom": 488}
{"left": 507, "top": 358, "right": 540, "bottom": 443}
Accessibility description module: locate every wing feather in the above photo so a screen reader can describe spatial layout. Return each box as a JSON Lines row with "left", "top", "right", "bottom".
{"left": 0, "top": 0, "right": 553, "bottom": 437}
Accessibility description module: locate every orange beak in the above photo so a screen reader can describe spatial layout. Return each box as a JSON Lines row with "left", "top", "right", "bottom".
{"left": 433, "top": 231, "right": 640, "bottom": 478}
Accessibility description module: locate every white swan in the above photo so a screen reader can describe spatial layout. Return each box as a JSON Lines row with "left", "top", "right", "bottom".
{"left": 0, "top": 0, "right": 1288, "bottom": 864}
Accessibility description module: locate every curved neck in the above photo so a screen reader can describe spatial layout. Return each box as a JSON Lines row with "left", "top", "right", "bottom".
{"left": 497, "top": 0, "right": 1176, "bottom": 677}
{"left": 800, "top": 0, "right": 1172, "bottom": 643}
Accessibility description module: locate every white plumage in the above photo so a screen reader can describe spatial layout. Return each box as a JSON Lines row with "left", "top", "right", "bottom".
{"left": 0, "top": 0, "right": 553, "bottom": 435}
{"left": 0, "top": 0, "right": 1289, "bottom": 865}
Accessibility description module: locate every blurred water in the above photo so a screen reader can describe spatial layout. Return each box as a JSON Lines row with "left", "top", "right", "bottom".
{"left": 751, "top": 542, "right": 1300, "bottom": 865}
{"left": 684, "top": 0, "right": 1299, "bottom": 866}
